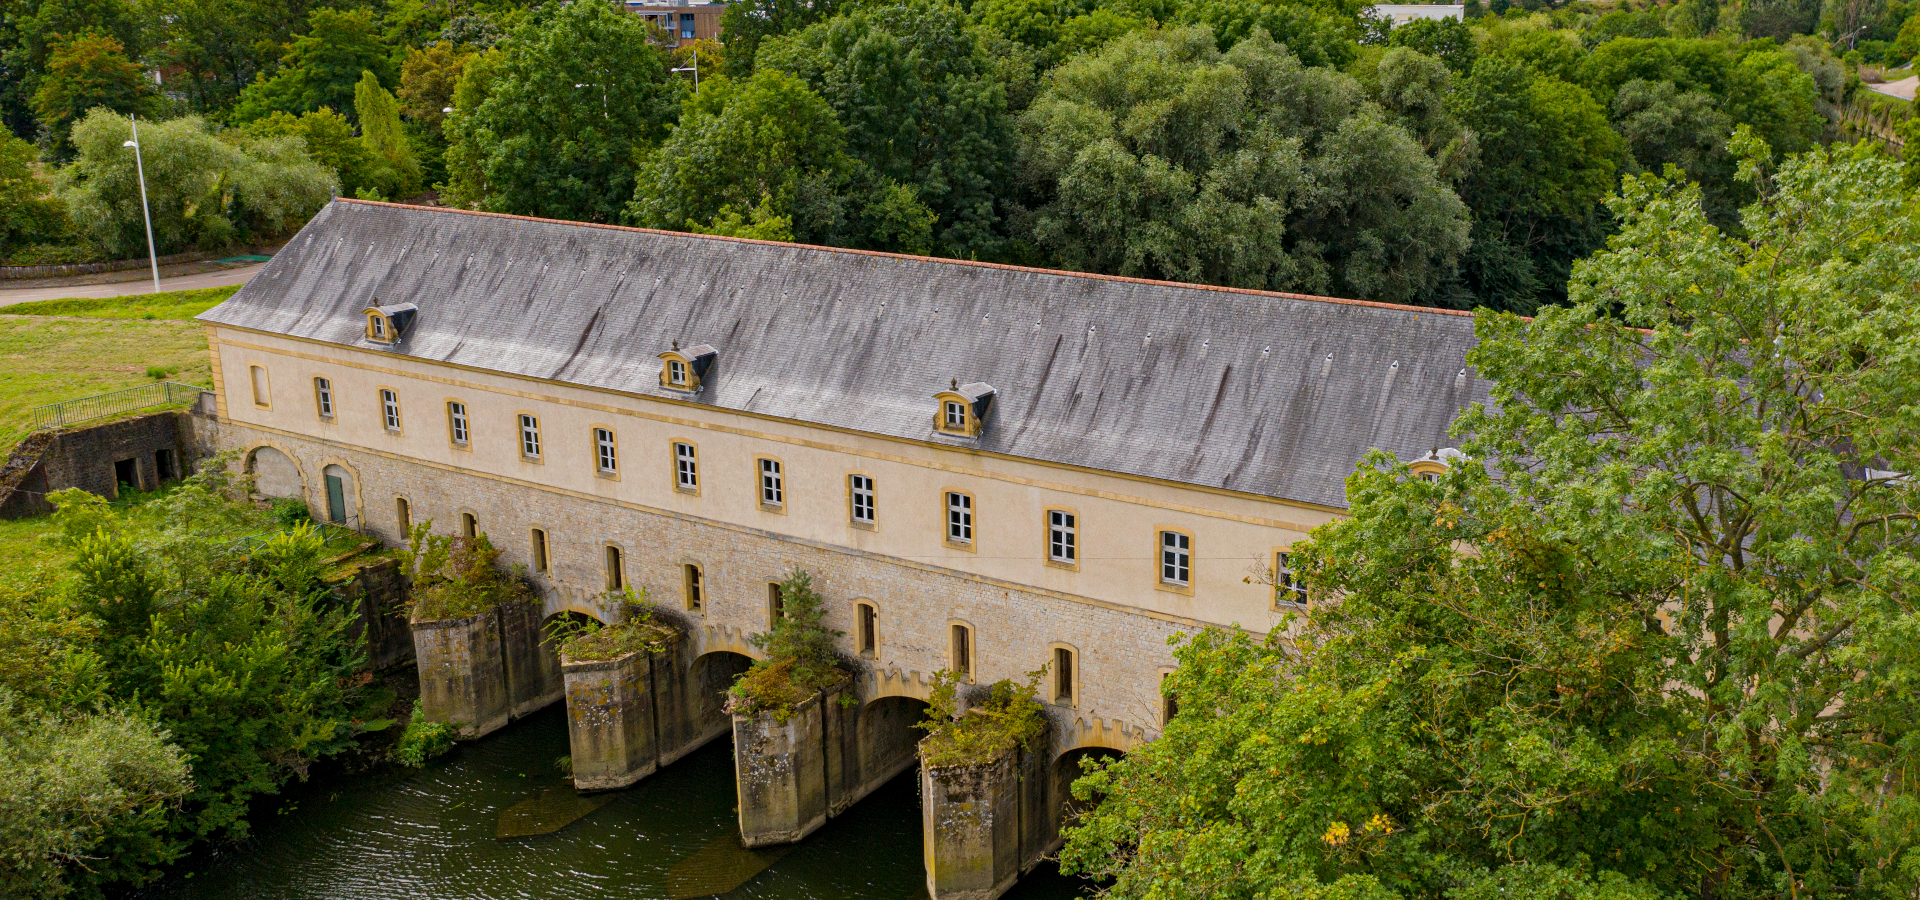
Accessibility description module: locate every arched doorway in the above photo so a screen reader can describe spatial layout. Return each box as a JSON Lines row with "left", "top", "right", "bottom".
{"left": 688, "top": 651, "right": 754, "bottom": 736}
{"left": 246, "top": 446, "right": 301, "bottom": 499}
{"left": 1050, "top": 746, "right": 1125, "bottom": 851}
{"left": 857, "top": 695, "right": 931, "bottom": 799}
{"left": 320, "top": 464, "right": 357, "bottom": 526}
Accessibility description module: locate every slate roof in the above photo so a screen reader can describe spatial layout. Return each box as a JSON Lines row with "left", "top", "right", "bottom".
{"left": 200, "top": 200, "right": 1489, "bottom": 509}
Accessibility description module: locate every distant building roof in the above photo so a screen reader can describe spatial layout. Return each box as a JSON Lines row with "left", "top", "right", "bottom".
{"left": 200, "top": 200, "right": 1489, "bottom": 509}
{"left": 1370, "top": 3, "right": 1466, "bottom": 22}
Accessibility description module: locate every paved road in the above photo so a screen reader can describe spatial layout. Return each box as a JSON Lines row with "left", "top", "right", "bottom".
{"left": 0, "top": 263, "right": 265, "bottom": 307}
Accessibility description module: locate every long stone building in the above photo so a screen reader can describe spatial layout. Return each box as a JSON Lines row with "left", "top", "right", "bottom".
{"left": 196, "top": 198, "right": 1484, "bottom": 889}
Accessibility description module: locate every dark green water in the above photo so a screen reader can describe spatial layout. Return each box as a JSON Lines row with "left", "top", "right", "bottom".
{"left": 134, "top": 705, "right": 1094, "bottom": 900}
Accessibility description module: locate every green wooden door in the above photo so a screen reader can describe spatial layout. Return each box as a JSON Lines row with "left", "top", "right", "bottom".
{"left": 325, "top": 474, "right": 347, "bottom": 524}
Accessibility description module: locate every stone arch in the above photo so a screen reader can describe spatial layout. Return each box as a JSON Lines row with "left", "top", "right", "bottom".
{"left": 856, "top": 694, "right": 931, "bottom": 798}
{"left": 688, "top": 650, "right": 754, "bottom": 736}
{"left": 1050, "top": 745, "right": 1126, "bottom": 850}
{"left": 317, "top": 460, "right": 363, "bottom": 527}
{"left": 244, "top": 444, "right": 303, "bottom": 500}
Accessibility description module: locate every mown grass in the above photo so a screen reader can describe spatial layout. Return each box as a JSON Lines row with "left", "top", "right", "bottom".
{"left": 0, "top": 284, "right": 238, "bottom": 320}
{"left": 0, "top": 316, "right": 212, "bottom": 453}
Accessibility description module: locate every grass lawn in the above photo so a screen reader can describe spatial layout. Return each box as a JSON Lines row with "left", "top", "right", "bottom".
{"left": 0, "top": 317, "right": 212, "bottom": 453}
{"left": 0, "top": 284, "right": 237, "bottom": 320}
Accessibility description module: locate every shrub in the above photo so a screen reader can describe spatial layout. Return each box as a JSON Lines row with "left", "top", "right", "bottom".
{"left": 918, "top": 669, "right": 1048, "bottom": 767}
{"left": 401, "top": 524, "right": 533, "bottom": 622}
{"left": 549, "top": 587, "right": 676, "bottom": 663}
{"left": 269, "top": 497, "right": 312, "bottom": 527}
{"left": 727, "top": 569, "right": 847, "bottom": 720}
{"left": 393, "top": 700, "right": 456, "bottom": 767}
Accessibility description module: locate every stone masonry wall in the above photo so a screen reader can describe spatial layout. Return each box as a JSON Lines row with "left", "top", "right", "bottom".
{"left": 1, "top": 412, "right": 188, "bottom": 519}
{"left": 209, "top": 422, "right": 1182, "bottom": 757}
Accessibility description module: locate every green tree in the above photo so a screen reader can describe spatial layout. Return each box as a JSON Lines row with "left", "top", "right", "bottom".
{"left": 1017, "top": 26, "right": 1468, "bottom": 305}
{"left": 759, "top": 0, "right": 1014, "bottom": 256}
{"left": 628, "top": 70, "right": 936, "bottom": 252}
{"left": 1172, "top": 0, "right": 1360, "bottom": 67}
{"left": 1387, "top": 16, "right": 1476, "bottom": 72}
{"left": 56, "top": 110, "right": 334, "bottom": 255}
{"left": 1447, "top": 55, "right": 1623, "bottom": 312}
{"left": 442, "top": 0, "right": 681, "bottom": 222}
{"left": 1609, "top": 77, "right": 1734, "bottom": 216}
{"left": 1059, "top": 136, "right": 1920, "bottom": 900}
{"left": 143, "top": 0, "right": 287, "bottom": 117}
{"left": 30, "top": 33, "right": 157, "bottom": 159}
{"left": 0, "top": 0, "right": 146, "bottom": 139}
{"left": 0, "top": 129, "right": 71, "bottom": 255}
{"left": 397, "top": 42, "right": 471, "bottom": 140}
{"left": 243, "top": 107, "right": 377, "bottom": 196}
{"left": 229, "top": 8, "right": 394, "bottom": 124}
{"left": 352, "top": 71, "right": 420, "bottom": 199}
{"left": 718, "top": 0, "right": 846, "bottom": 77}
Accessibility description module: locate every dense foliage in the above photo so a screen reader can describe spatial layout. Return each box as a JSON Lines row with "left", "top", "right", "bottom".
{"left": 401, "top": 523, "right": 534, "bottom": 622}
{"left": 917, "top": 669, "right": 1048, "bottom": 767}
{"left": 0, "top": 460, "right": 378, "bottom": 898}
{"left": 1057, "top": 137, "right": 1920, "bottom": 898}
{"left": 728, "top": 569, "right": 849, "bottom": 720}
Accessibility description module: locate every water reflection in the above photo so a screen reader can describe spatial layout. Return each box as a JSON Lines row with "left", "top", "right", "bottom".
{"left": 134, "top": 705, "right": 1092, "bottom": 900}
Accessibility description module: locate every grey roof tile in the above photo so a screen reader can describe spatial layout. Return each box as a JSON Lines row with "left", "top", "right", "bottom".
{"left": 200, "top": 200, "right": 1489, "bottom": 509}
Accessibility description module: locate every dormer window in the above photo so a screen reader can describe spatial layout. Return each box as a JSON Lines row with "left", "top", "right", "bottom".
{"left": 362, "top": 302, "right": 418, "bottom": 345}
{"left": 658, "top": 342, "right": 718, "bottom": 392}
{"left": 1409, "top": 447, "right": 1464, "bottom": 481}
{"left": 933, "top": 379, "right": 995, "bottom": 439}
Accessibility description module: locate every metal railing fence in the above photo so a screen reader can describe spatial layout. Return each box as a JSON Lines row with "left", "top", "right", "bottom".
{"left": 31, "top": 382, "right": 205, "bottom": 431}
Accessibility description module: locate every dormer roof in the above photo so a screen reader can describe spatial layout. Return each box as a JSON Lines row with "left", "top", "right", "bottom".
{"left": 201, "top": 199, "right": 1489, "bottom": 509}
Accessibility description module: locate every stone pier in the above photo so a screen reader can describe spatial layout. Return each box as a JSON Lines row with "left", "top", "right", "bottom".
{"left": 920, "top": 739, "right": 1051, "bottom": 900}
{"left": 733, "top": 680, "right": 857, "bottom": 848}
{"left": 562, "top": 648, "right": 658, "bottom": 790}
{"left": 412, "top": 608, "right": 510, "bottom": 739}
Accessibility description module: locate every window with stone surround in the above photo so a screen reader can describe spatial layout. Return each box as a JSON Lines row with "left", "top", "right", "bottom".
{"left": 531, "top": 528, "right": 550, "bottom": 574}
{"left": 313, "top": 377, "right": 333, "bottom": 419}
{"left": 1052, "top": 644, "right": 1077, "bottom": 706}
{"left": 945, "top": 491, "right": 973, "bottom": 548}
{"left": 605, "top": 545, "right": 625, "bottom": 591}
{"left": 949, "top": 622, "right": 974, "bottom": 681}
{"left": 1159, "top": 529, "right": 1191, "bottom": 587}
{"left": 674, "top": 441, "right": 699, "bottom": 493}
{"left": 758, "top": 457, "right": 784, "bottom": 509}
{"left": 380, "top": 389, "right": 401, "bottom": 432}
{"left": 856, "top": 601, "right": 878, "bottom": 658}
{"left": 447, "top": 401, "right": 469, "bottom": 446}
{"left": 250, "top": 366, "right": 271, "bottom": 408}
{"left": 595, "top": 427, "right": 618, "bottom": 476}
{"left": 519, "top": 414, "right": 542, "bottom": 460}
{"left": 849, "top": 474, "right": 875, "bottom": 526}
{"left": 684, "top": 564, "right": 703, "bottom": 611}
{"left": 461, "top": 512, "right": 478, "bottom": 538}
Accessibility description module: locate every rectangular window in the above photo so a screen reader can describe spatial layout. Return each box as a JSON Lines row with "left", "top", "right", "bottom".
{"left": 1275, "top": 551, "right": 1308, "bottom": 605}
{"left": 596, "top": 428, "right": 618, "bottom": 474}
{"left": 381, "top": 389, "right": 401, "bottom": 431}
{"left": 850, "top": 474, "right": 875, "bottom": 525}
{"left": 944, "top": 400, "right": 965, "bottom": 428}
{"left": 675, "top": 442, "right": 699, "bottom": 491}
{"left": 250, "top": 365, "right": 271, "bottom": 407}
{"left": 395, "top": 497, "right": 411, "bottom": 532}
{"left": 371, "top": 316, "right": 386, "bottom": 339}
{"left": 313, "top": 377, "right": 333, "bottom": 418}
{"left": 605, "top": 545, "right": 624, "bottom": 591}
{"left": 759, "top": 458, "right": 783, "bottom": 507}
{"left": 858, "top": 603, "right": 877, "bottom": 657}
{"left": 531, "top": 528, "right": 550, "bottom": 574}
{"left": 462, "top": 512, "right": 478, "bottom": 538}
{"left": 1160, "top": 530, "right": 1191, "bottom": 586}
{"left": 1054, "top": 647, "right": 1075, "bottom": 704}
{"left": 951, "top": 624, "right": 972, "bottom": 679}
{"left": 1048, "top": 510, "right": 1076, "bottom": 564}
{"left": 684, "top": 564, "right": 703, "bottom": 611}
{"left": 447, "top": 401, "right": 469, "bottom": 445}
{"left": 1163, "top": 673, "right": 1178, "bottom": 724}
{"left": 519, "top": 414, "right": 541, "bottom": 459}
{"left": 946, "top": 492, "right": 972, "bottom": 545}
{"left": 680, "top": 12, "right": 694, "bottom": 38}
{"left": 668, "top": 358, "right": 687, "bottom": 385}
{"left": 768, "top": 582, "right": 785, "bottom": 622}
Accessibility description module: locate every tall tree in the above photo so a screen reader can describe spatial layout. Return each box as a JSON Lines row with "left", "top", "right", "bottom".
{"left": 759, "top": 0, "right": 1014, "bottom": 257}
{"left": 1017, "top": 26, "right": 1468, "bottom": 305}
{"left": 0, "top": 129, "right": 70, "bottom": 255}
{"left": 352, "top": 71, "right": 420, "bottom": 199}
{"left": 229, "top": 9, "right": 394, "bottom": 124}
{"left": 442, "top": 0, "right": 680, "bottom": 223}
{"left": 29, "top": 32, "right": 156, "bottom": 160}
{"left": 1058, "top": 136, "right": 1920, "bottom": 900}
{"left": 718, "top": 0, "right": 845, "bottom": 77}
{"left": 0, "top": 0, "right": 145, "bottom": 139}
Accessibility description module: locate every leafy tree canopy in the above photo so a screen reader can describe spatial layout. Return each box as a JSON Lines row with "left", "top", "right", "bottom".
{"left": 1059, "top": 136, "right": 1920, "bottom": 900}
{"left": 30, "top": 32, "right": 156, "bottom": 159}
{"left": 230, "top": 8, "right": 396, "bottom": 124}
{"left": 1018, "top": 26, "right": 1468, "bottom": 304}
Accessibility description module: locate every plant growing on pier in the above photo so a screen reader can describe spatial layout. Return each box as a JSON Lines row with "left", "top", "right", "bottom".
{"left": 917, "top": 669, "right": 1047, "bottom": 767}
{"left": 400, "top": 523, "right": 534, "bottom": 622}
{"left": 549, "top": 587, "right": 677, "bottom": 663}
{"left": 728, "top": 569, "right": 848, "bottom": 720}
{"left": 393, "top": 699, "right": 456, "bottom": 767}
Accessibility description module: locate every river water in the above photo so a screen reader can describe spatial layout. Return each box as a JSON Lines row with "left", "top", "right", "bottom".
{"left": 134, "top": 705, "right": 1094, "bottom": 900}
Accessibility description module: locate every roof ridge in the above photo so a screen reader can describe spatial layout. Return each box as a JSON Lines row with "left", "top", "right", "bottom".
{"left": 333, "top": 198, "right": 1477, "bottom": 319}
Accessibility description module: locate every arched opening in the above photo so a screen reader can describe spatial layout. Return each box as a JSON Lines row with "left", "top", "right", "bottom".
{"left": 688, "top": 650, "right": 754, "bottom": 735}
{"left": 857, "top": 695, "right": 931, "bottom": 797}
{"left": 246, "top": 446, "right": 301, "bottom": 500}
{"left": 1051, "top": 746, "right": 1126, "bottom": 850}
{"left": 320, "top": 464, "right": 356, "bottom": 526}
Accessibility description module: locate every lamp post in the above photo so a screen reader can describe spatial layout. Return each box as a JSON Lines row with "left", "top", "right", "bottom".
{"left": 122, "top": 115, "right": 160, "bottom": 294}
{"left": 672, "top": 56, "right": 699, "bottom": 90}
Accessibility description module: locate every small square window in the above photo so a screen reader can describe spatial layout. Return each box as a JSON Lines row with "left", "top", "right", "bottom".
{"left": 759, "top": 458, "right": 784, "bottom": 507}
{"left": 944, "top": 400, "right": 966, "bottom": 429}
{"left": 1160, "top": 530, "right": 1190, "bottom": 586}
{"left": 519, "top": 414, "right": 542, "bottom": 459}
{"left": 946, "top": 492, "right": 972, "bottom": 545}
{"left": 850, "top": 474, "right": 875, "bottom": 525}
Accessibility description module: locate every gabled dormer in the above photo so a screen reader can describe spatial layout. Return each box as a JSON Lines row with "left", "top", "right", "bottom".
{"left": 933, "top": 379, "right": 995, "bottom": 439}
{"left": 364, "top": 302, "right": 418, "bottom": 345}
{"left": 658, "top": 342, "right": 718, "bottom": 392}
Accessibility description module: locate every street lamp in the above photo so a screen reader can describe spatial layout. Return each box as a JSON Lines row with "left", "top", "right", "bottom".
{"left": 672, "top": 56, "right": 699, "bottom": 90}
{"left": 122, "top": 115, "right": 160, "bottom": 295}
